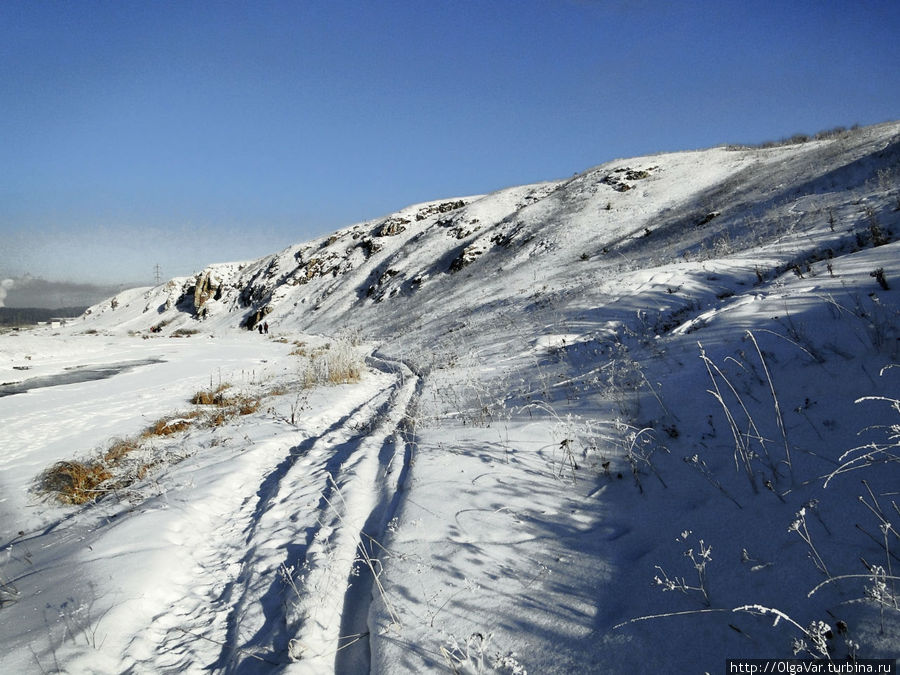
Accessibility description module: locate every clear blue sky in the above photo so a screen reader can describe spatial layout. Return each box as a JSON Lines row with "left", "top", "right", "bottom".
{"left": 2, "top": 0, "right": 898, "bottom": 292}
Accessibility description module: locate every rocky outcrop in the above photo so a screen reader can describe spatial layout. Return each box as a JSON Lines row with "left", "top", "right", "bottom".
{"left": 377, "top": 217, "right": 410, "bottom": 237}
{"left": 193, "top": 270, "right": 223, "bottom": 316}
{"left": 449, "top": 243, "right": 486, "bottom": 273}
{"left": 244, "top": 305, "right": 272, "bottom": 331}
{"left": 602, "top": 166, "right": 657, "bottom": 192}
{"left": 415, "top": 200, "right": 467, "bottom": 221}
{"left": 365, "top": 268, "right": 402, "bottom": 301}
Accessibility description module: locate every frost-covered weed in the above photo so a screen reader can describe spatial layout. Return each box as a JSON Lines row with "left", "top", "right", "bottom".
{"left": 614, "top": 420, "right": 667, "bottom": 493}
{"left": 653, "top": 530, "right": 712, "bottom": 606}
{"left": 302, "top": 338, "right": 365, "bottom": 386}
{"left": 439, "top": 632, "right": 527, "bottom": 675}
{"left": 0, "top": 547, "right": 20, "bottom": 608}
{"left": 788, "top": 506, "right": 830, "bottom": 578}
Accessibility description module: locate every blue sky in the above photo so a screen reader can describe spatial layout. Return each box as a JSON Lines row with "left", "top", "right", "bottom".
{"left": 1, "top": 0, "right": 898, "bottom": 296}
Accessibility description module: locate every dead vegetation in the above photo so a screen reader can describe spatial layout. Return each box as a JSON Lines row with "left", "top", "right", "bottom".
{"left": 38, "top": 461, "right": 113, "bottom": 505}
{"left": 37, "top": 383, "right": 271, "bottom": 505}
{"left": 36, "top": 337, "right": 362, "bottom": 506}
{"left": 190, "top": 382, "right": 232, "bottom": 405}
{"left": 296, "top": 339, "right": 365, "bottom": 387}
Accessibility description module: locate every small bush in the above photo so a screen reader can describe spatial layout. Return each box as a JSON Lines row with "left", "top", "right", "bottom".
{"left": 232, "top": 395, "right": 261, "bottom": 415}
{"left": 870, "top": 268, "right": 890, "bottom": 290}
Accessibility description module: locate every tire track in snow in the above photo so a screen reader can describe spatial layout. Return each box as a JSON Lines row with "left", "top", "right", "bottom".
{"left": 278, "top": 354, "right": 421, "bottom": 674}
{"left": 141, "top": 354, "right": 421, "bottom": 674}
{"left": 213, "top": 384, "right": 400, "bottom": 673}
{"left": 331, "top": 355, "right": 424, "bottom": 675}
{"left": 131, "top": 373, "right": 396, "bottom": 672}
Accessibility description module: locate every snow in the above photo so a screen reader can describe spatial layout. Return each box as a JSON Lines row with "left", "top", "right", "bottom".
{"left": 1, "top": 121, "right": 899, "bottom": 673}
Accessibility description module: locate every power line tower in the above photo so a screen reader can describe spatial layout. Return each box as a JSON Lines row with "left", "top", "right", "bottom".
{"left": 154, "top": 264, "right": 162, "bottom": 285}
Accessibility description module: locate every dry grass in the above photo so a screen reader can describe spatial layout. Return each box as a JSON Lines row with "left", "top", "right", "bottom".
{"left": 234, "top": 396, "right": 261, "bottom": 415}
{"left": 141, "top": 410, "right": 202, "bottom": 438}
{"left": 289, "top": 341, "right": 309, "bottom": 357}
{"left": 39, "top": 375, "right": 282, "bottom": 506}
{"left": 39, "top": 461, "right": 114, "bottom": 505}
{"left": 189, "top": 384, "right": 259, "bottom": 414}
{"left": 301, "top": 340, "right": 365, "bottom": 388}
{"left": 102, "top": 437, "right": 141, "bottom": 465}
{"left": 190, "top": 382, "right": 232, "bottom": 405}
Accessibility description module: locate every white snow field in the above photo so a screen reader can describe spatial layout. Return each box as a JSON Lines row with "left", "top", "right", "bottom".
{"left": 2, "top": 122, "right": 899, "bottom": 673}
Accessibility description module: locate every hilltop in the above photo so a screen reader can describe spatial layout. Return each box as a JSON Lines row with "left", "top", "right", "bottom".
{"left": 1, "top": 121, "right": 899, "bottom": 673}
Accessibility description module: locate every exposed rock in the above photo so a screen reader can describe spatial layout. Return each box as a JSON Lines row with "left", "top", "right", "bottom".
{"left": 377, "top": 217, "right": 411, "bottom": 237}
{"left": 245, "top": 305, "right": 272, "bottom": 331}
{"left": 415, "top": 200, "right": 467, "bottom": 221}
{"left": 439, "top": 216, "right": 481, "bottom": 240}
{"left": 193, "top": 270, "right": 222, "bottom": 316}
{"left": 490, "top": 222, "right": 531, "bottom": 249}
{"left": 625, "top": 169, "right": 651, "bottom": 180}
{"left": 450, "top": 243, "right": 485, "bottom": 272}
{"left": 697, "top": 211, "right": 721, "bottom": 226}
{"left": 366, "top": 268, "right": 401, "bottom": 301}
{"left": 291, "top": 256, "right": 338, "bottom": 284}
{"left": 360, "top": 238, "right": 383, "bottom": 257}
{"left": 603, "top": 166, "right": 656, "bottom": 192}
{"left": 451, "top": 225, "right": 480, "bottom": 240}
{"left": 602, "top": 175, "right": 633, "bottom": 192}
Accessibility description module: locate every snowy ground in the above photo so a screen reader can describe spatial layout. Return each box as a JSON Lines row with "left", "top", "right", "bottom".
{"left": 2, "top": 123, "right": 899, "bottom": 673}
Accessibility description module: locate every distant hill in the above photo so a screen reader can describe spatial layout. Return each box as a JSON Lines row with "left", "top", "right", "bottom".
{"left": 0, "top": 306, "right": 87, "bottom": 326}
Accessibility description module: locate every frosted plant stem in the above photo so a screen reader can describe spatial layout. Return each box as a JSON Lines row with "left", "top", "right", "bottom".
{"left": 746, "top": 330, "right": 792, "bottom": 481}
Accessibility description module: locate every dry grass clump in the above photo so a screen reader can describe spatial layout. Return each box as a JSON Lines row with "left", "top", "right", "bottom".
{"left": 39, "top": 461, "right": 113, "bottom": 505}
{"left": 267, "top": 383, "right": 290, "bottom": 396}
{"left": 302, "top": 340, "right": 365, "bottom": 387}
{"left": 141, "top": 411, "right": 201, "bottom": 438}
{"left": 190, "top": 382, "right": 232, "bottom": 405}
{"left": 189, "top": 383, "right": 259, "bottom": 414}
{"left": 229, "top": 394, "right": 261, "bottom": 416}
{"left": 289, "top": 341, "right": 309, "bottom": 357}
{"left": 38, "top": 375, "right": 273, "bottom": 506}
{"left": 102, "top": 437, "right": 141, "bottom": 465}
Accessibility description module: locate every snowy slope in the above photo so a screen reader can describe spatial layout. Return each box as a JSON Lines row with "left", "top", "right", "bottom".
{"left": 1, "top": 121, "right": 899, "bottom": 673}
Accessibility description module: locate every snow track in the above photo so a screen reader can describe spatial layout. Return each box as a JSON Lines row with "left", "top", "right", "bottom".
{"left": 126, "top": 355, "right": 421, "bottom": 673}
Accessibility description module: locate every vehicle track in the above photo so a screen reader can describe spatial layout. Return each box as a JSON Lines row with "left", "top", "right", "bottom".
{"left": 136, "top": 352, "right": 421, "bottom": 674}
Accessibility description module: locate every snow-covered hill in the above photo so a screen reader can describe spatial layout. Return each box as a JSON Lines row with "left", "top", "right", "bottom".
{"left": 1, "top": 121, "right": 899, "bottom": 673}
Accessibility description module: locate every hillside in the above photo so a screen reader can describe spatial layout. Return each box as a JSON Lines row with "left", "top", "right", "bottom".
{"left": 1, "top": 122, "right": 899, "bottom": 673}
